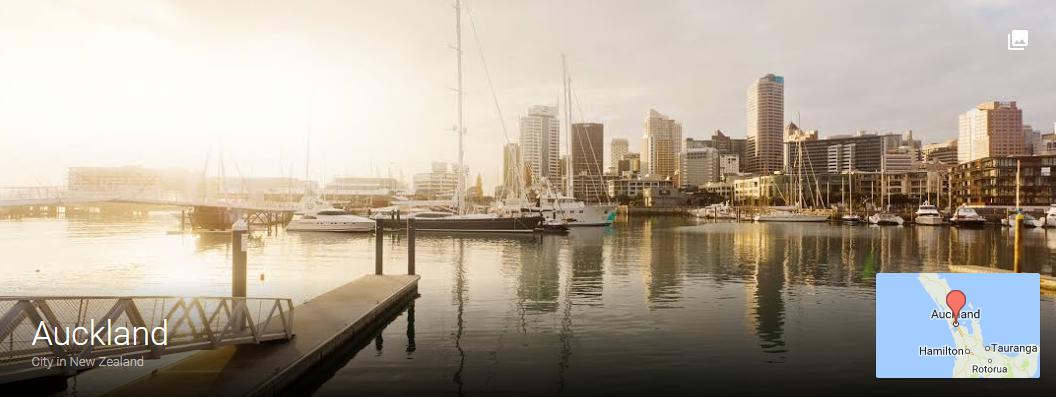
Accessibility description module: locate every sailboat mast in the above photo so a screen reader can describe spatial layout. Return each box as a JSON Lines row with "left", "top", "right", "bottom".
{"left": 563, "top": 54, "right": 573, "bottom": 197}
{"left": 455, "top": 0, "right": 466, "bottom": 215}
{"left": 1016, "top": 158, "right": 1021, "bottom": 210}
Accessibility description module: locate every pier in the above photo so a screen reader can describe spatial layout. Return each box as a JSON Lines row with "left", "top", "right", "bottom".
{"left": 106, "top": 274, "right": 419, "bottom": 397}
{"left": 0, "top": 218, "right": 421, "bottom": 395}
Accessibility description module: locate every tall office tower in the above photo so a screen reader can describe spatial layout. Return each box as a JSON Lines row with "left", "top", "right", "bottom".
{"left": 571, "top": 123, "right": 606, "bottom": 202}
{"left": 958, "top": 101, "right": 1025, "bottom": 163}
{"left": 610, "top": 138, "right": 629, "bottom": 172}
{"left": 642, "top": 109, "right": 682, "bottom": 179}
{"left": 502, "top": 143, "right": 522, "bottom": 198}
{"left": 746, "top": 73, "right": 785, "bottom": 175}
{"left": 519, "top": 105, "right": 560, "bottom": 186}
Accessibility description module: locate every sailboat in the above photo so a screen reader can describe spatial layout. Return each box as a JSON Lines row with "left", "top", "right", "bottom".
{"left": 840, "top": 171, "right": 863, "bottom": 223}
{"left": 868, "top": 173, "right": 904, "bottom": 226}
{"left": 754, "top": 138, "right": 828, "bottom": 222}
{"left": 543, "top": 55, "right": 616, "bottom": 227}
{"left": 1001, "top": 159, "right": 1044, "bottom": 228}
{"left": 394, "top": 0, "right": 543, "bottom": 233}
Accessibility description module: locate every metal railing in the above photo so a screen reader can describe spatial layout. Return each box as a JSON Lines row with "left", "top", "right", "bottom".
{"left": 0, "top": 296, "right": 294, "bottom": 384}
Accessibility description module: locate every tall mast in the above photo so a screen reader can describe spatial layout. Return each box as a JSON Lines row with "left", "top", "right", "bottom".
{"left": 563, "top": 54, "right": 573, "bottom": 197}
{"left": 1015, "top": 158, "right": 1021, "bottom": 210}
{"left": 454, "top": 0, "right": 466, "bottom": 215}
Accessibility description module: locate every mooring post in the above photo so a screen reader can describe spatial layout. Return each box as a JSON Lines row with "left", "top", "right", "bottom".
{"left": 407, "top": 218, "right": 416, "bottom": 275}
{"left": 232, "top": 218, "right": 248, "bottom": 297}
{"left": 180, "top": 209, "right": 186, "bottom": 232}
{"left": 375, "top": 219, "right": 384, "bottom": 275}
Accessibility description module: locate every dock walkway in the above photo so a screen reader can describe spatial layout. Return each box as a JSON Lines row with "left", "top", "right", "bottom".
{"left": 106, "top": 274, "right": 420, "bottom": 397}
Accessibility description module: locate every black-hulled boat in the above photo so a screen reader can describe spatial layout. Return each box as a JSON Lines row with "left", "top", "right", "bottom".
{"left": 374, "top": 211, "right": 543, "bottom": 233}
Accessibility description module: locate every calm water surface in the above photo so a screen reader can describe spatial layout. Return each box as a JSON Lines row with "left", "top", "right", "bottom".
{"left": 1, "top": 214, "right": 1053, "bottom": 395}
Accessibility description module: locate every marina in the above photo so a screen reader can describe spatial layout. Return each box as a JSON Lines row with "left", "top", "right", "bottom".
{"left": 0, "top": 213, "right": 1054, "bottom": 394}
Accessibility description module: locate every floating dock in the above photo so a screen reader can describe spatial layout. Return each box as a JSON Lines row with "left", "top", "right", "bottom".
{"left": 106, "top": 274, "right": 420, "bottom": 397}
{"left": 948, "top": 265, "right": 1056, "bottom": 291}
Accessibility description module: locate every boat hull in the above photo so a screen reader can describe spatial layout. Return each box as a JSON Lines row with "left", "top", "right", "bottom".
{"left": 950, "top": 219, "right": 987, "bottom": 228}
{"left": 377, "top": 215, "right": 543, "bottom": 233}
{"left": 914, "top": 216, "right": 946, "bottom": 226}
{"left": 286, "top": 221, "right": 374, "bottom": 232}
{"left": 754, "top": 215, "right": 829, "bottom": 222}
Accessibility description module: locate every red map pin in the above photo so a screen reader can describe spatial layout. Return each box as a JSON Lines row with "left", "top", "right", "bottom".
{"left": 946, "top": 290, "right": 966, "bottom": 327}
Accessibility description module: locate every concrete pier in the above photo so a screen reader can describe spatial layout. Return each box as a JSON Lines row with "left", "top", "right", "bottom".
{"left": 106, "top": 274, "right": 420, "bottom": 397}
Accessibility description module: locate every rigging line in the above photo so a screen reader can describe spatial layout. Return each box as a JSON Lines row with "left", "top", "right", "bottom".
{"left": 464, "top": 1, "right": 527, "bottom": 203}
{"left": 567, "top": 67, "right": 607, "bottom": 202}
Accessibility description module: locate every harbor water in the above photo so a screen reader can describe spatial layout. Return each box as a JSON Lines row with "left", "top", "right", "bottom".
{"left": 1, "top": 214, "right": 1053, "bottom": 395}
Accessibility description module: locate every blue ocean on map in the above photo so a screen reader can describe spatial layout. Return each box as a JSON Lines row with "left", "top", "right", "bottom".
{"left": 875, "top": 273, "right": 1040, "bottom": 378}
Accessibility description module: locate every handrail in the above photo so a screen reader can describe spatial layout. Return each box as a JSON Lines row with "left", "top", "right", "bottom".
{"left": 0, "top": 296, "right": 294, "bottom": 384}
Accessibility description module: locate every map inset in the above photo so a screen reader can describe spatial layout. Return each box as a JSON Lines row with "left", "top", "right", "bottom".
{"left": 876, "top": 273, "right": 1040, "bottom": 378}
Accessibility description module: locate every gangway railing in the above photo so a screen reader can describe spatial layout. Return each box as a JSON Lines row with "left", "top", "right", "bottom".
{"left": 0, "top": 296, "right": 294, "bottom": 384}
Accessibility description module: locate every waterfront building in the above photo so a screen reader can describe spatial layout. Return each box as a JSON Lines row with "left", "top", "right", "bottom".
{"left": 607, "top": 176, "right": 674, "bottom": 199}
{"left": 610, "top": 138, "right": 629, "bottom": 172}
{"left": 642, "top": 109, "right": 682, "bottom": 179}
{"left": 958, "top": 101, "right": 1026, "bottom": 163}
{"left": 1035, "top": 133, "right": 1056, "bottom": 156}
{"left": 949, "top": 155, "right": 1056, "bottom": 208}
{"left": 733, "top": 175, "right": 790, "bottom": 205}
{"left": 643, "top": 186, "right": 684, "bottom": 207}
{"left": 616, "top": 153, "right": 641, "bottom": 177}
{"left": 679, "top": 147, "right": 721, "bottom": 189}
{"left": 501, "top": 143, "right": 522, "bottom": 199}
{"left": 719, "top": 154, "right": 740, "bottom": 177}
{"left": 746, "top": 73, "right": 785, "bottom": 175}
{"left": 519, "top": 105, "right": 560, "bottom": 186}
{"left": 882, "top": 147, "right": 916, "bottom": 173}
{"left": 571, "top": 123, "right": 607, "bottom": 202}
{"left": 922, "top": 139, "right": 959, "bottom": 165}
{"left": 783, "top": 131, "right": 900, "bottom": 176}
{"left": 68, "top": 166, "right": 196, "bottom": 201}
{"left": 413, "top": 162, "right": 463, "bottom": 199}
{"left": 322, "top": 177, "right": 404, "bottom": 207}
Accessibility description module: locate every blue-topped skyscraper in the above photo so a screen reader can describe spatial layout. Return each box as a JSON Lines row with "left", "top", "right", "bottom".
{"left": 746, "top": 74, "right": 785, "bottom": 175}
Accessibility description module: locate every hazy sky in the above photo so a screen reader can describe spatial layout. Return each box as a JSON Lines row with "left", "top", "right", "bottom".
{"left": 1, "top": 0, "right": 1054, "bottom": 190}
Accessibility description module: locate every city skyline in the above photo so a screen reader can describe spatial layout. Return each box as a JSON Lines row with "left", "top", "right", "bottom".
{"left": 1, "top": 0, "right": 1055, "bottom": 192}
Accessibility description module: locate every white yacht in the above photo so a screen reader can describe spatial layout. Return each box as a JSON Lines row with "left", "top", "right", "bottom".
{"left": 286, "top": 208, "right": 375, "bottom": 232}
{"left": 692, "top": 202, "right": 737, "bottom": 219}
{"left": 537, "top": 196, "right": 615, "bottom": 227}
{"left": 913, "top": 202, "right": 945, "bottom": 226}
{"left": 840, "top": 214, "right": 863, "bottom": 224}
{"left": 1046, "top": 204, "right": 1056, "bottom": 227}
{"left": 949, "top": 205, "right": 987, "bottom": 228}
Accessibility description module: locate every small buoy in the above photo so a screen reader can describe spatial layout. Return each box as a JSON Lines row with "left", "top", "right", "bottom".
{"left": 260, "top": 273, "right": 266, "bottom": 281}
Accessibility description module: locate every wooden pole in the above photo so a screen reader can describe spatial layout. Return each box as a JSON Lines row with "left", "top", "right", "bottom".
{"left": 375, "top": 220, "right": 384, "bottom": 275}
{"left": 407, "top": 218, "right": 416, "bottom": 275}
{"left": 231, "top": 218, "right": 248, "bottom": 297}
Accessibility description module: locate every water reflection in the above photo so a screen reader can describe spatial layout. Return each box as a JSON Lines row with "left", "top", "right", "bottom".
{"left": 2, "top": 215, "right": 1055, "bottom": 394}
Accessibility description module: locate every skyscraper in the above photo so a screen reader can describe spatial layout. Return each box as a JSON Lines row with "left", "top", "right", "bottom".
{"left": 610, "top": 138, "right": 629, "bottom": 172}
{"left": 501, "top": 143, "right": 522, "bottom": 198}
{"left": 642, "top": 109, "right": 682, "bottom": 179}
{"left": 571, "top": 123, "right": 605, "bottom": 202}
{"left": 957, "top": 101, "right": 1025, "bottom": 163}
{"left": 746, "top": 74, "right": 785, "bottom": 175}
{"left": 519, "top": 105, "right": 560, "bottom": 187}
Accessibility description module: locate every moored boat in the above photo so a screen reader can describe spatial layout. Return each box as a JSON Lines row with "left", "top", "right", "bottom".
{"left": 913, "top": 202, "right": 945, "bottom": 226}
{"left": 287, "top": 208, "right": 375, "bottom": 232}
{"left": 949, "top": 205, "right": 987, "bottom": 228}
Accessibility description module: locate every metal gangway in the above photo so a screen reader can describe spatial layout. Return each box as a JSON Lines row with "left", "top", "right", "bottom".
{"left": 0, "top": 296, "right": 294, "bottom": 384}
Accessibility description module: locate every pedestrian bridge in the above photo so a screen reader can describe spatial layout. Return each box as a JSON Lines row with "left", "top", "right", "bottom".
{"left": 0, "top": 295, "right": 294, "bottom": 384}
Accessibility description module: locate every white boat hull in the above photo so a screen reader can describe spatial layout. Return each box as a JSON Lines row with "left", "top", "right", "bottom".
{"left": 753, "top": 214, "right": 829, "bottom": 222}
{"left": 286, "top": 220, "right": 374, "bottom": 232}
{"left": 914, "top": 216, "right": 946, "bottom": 225}
{"left": 546, "top": 204, "right": 616, "bottom": 227}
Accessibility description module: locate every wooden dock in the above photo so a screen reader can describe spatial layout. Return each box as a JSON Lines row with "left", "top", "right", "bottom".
{"left": 105, "top": 274, "right": 420, "bottom": 397}
{"left": 948, "top": 265, "right": 1056, "bottom": 291}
